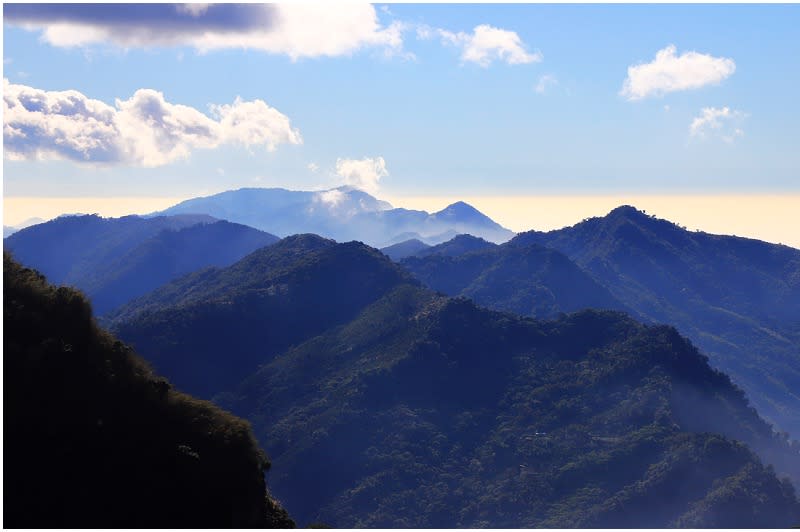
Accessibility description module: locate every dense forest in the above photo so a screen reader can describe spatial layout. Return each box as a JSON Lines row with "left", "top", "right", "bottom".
{"left": 3, "top": 254, "right": 294, "bottom": 528}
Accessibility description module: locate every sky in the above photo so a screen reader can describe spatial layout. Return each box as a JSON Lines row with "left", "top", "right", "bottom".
{"left": 2, "top": 3, "right": 799, "bottom": 246}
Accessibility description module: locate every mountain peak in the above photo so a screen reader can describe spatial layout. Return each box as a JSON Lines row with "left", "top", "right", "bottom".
{"left": 607, "top": 204, "right": 651, "bottom": 222}
{"left": 438, "top": 201, "right": 480, "bottom": 215}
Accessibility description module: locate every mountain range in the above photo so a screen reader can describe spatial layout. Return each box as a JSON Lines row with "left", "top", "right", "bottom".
{"left": 509, "top": 205, "right": 800, "bottom": 439}
{"left": 400, "top": 234, "right": 630, "bottom": 319}
{"left": 106, "top": 235, "right": 800, "bottom": 527}
{"left": 152, "top": 186, "right": 515, "bottom": 247}
{"left": 5, "top": 188, "right": 800, "bottom": 527}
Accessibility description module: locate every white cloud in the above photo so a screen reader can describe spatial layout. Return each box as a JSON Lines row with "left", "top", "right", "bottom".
{"left": 416, "top": 24, "right": 434, "bottom": 41}
{"left": 307, "top": 162, "right": 320, "bottom": 173}
{"left": 5, "top": 4, "right": 406, "bottom": 60}
{"left": 3, "top": 79, "right": 302, "bottom": 166}
{"left": 438, "top": 24, "right": 542, "bottom": 67}
{"left": 316, "top": 188, "right": 345, "bottom": 208}
{"left": 335, "top": 156, "right": 388, "bottom": 194}
{"left": 689, "top": 106, "right": 746, "bottom": 143}
{"left": 621, "top": 44, "right": 736, "bottom": 100}
{"left": 535, "top": 74, "right": 558, "bottom": 94}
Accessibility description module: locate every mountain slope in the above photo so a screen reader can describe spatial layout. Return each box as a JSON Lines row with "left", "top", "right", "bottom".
{"left": 3, "top": 254, "right": 294, "bottom": 528}
{"left": 402, "top": 238, "right": 629, "bottom": 319}
{"left": 83, "top": 220, "right": 279, "bottom": 315}
{"left": 512, "top": 205, "right": 800, "bottom": 437}
{"left": 109, "top": 235, "right": 418, "bottom": 398}
{"left": 219, "top": 290, "right": 800, "bottom": 527}
{"left": 381, "top": 238, "right": 431, "bottom": 260}
{"left": 414, "top": 233, "right": 497, "bottom": 258}
{"left": 4, "top": 214, "right": 278, "bottom": 315}
{"left": 154, "top": 186, "right": 515, "bottom": 246}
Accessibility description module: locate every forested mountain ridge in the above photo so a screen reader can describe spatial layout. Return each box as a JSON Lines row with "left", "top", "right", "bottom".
{"left": 4, "top": 214, "right": 279, "bottom": 315}
{"left": 401, "top": 238, "right": 630, "bottom": 319}
{"left": 107, "top": 237, "right": 800, "bottom": 528}
{"left": 3, "top": 254, "right": 294, "bottom": 528}
{"left": 109, "top": 234, "right": 419, "bottom": 398}
{"left": 218, "top": 289, "right": 800, "bottom": 527}
{"left": 510, "top": 205, "right": 800, "bottom": 438}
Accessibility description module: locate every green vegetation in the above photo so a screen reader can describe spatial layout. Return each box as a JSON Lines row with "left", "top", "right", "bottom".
{"left": 218, "top": 290, "right": 800, "bottom": 527}
{"left": 3, "top": 254, "right": 294, "bottom": 528}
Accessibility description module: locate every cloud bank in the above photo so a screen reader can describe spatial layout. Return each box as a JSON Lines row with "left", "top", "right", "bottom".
{"left": 689, "top": 106, "right": 745, "bottom": 143}
{"left": 621, "top": 45, "right": 735, "bottom": 100}
{"left": 3, "top": 79, "right": 302, "bottom": 166}
{"left": 3, "top": 3, "right": 405, "bottom": 60}
{"left": 335, "top": 156, "right": 388, "bottom": 194}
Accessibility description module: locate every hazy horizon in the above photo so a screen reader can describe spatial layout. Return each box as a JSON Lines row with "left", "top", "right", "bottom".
{"left": 5, "top": 191, "right": 799, "bottom": 250}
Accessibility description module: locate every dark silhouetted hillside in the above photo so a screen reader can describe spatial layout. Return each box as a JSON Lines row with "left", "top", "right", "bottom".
{"left": 109, "top": 235, "right": 418, "bottom": 398}
{"left": 4, "top": 214, "right": 278, "bottom": 315}
{"left": 512, "top": 205, "right": 800, "bottom": 437}
{"left": 3, "top": 254, "right": 294, "bottom": 528}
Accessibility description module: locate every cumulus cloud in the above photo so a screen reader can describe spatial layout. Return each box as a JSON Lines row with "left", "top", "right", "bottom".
{"left": 437, "top": 24, "right": 542, "bottom": 67}
{"left": 535, "top": 74, "right": 558, "bottom": 94}
{"left": 307, "top": 162, "right": 320, "bottom": 173}
{"left": 4, "top": 3, "right": 406, "bottom": 60}
{"left": 335, "top": 156, "right": 388, "bottom": 194}
{"left": 3, "top": 79, "right": 302, "bottom": 166}
{"left": 689, "top": 106, "right": 746, "bottom": 143}
{"left": 621, "top": 44, "right": 736, "bottom": 100}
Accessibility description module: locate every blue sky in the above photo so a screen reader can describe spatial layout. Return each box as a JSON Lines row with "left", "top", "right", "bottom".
{"left": 3, "top": 3, "right": 799, "bottom": 239}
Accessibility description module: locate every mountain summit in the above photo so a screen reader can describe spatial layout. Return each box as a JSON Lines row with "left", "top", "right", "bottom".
{"left": 153, "top": 187, "right": 515, "bottom": 246}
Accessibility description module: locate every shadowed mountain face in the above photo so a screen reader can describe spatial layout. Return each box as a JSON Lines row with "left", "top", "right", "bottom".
{"left": 512, "top": 205, "right": 800, "bottom": 438}
{"left": 3, "top": 255, "right": 294, "bottom": 528}
{"left": 109, "top": 235, "right": 418, "bottom": 398}
{"left": 109, "top": 238, "right": 800, "bottom": 528}
{"left": 153, "top": 186, "right": 516, "bottom": 246}
{"left": 401, "top": 237, "right": 629, "bottom": 319}
{"left": 4, "top": 215, "right": 278, "bottom": 315}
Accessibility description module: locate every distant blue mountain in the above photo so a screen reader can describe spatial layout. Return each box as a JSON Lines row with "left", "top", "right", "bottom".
{"left": 152, "top": 186, "right": 515, "bottom": 246}
{"left": 3, "top": 216, "right": 45, "bottom": 238}
{"left": 4, "top": 214, "right": 278, "bottom": 315}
